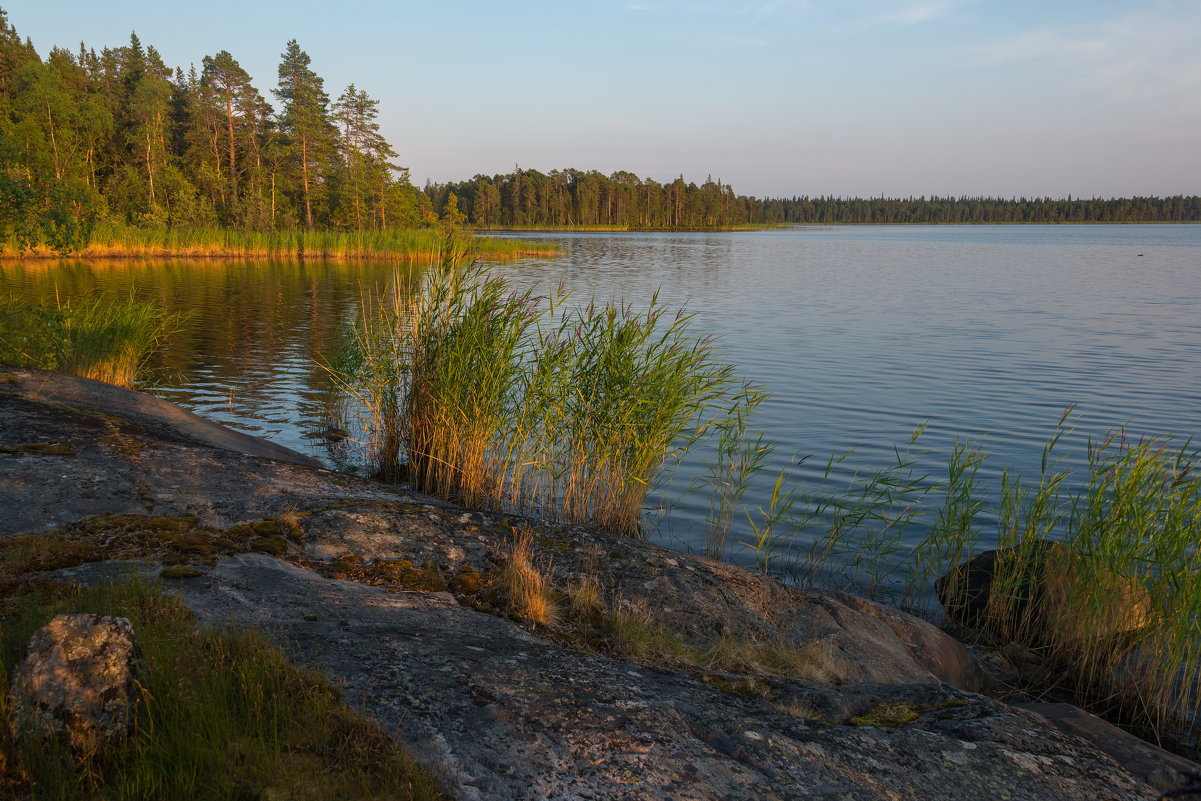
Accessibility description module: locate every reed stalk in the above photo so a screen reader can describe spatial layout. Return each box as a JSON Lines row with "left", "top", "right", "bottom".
{"left": 331, "top": 260, "right": 737, "bottom": 536}
{"left": 0, "top": 295, "right": 184, "bottom": 387}
{"left": 696, "top": 386, "right": 771, "bottom": 559}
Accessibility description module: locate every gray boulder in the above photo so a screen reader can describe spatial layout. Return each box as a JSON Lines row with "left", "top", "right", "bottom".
{"left": 8, "top": 613, "right": 142, "bottom": 755}
{"left": 935, "top": 541, "right": 1152, "bottom": 649}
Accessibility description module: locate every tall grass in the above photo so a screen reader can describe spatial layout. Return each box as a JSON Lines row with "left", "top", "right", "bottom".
{"left": 695, "top": 386, "right": 771, "bottom": 559}
{"left": 733, "top": 413, "right": 1201, "bottom": 754}
{"left": 980, "top": 429, "right": 1201, "bottom": 751}
{"left": 739, "top": 426, "right": 937, "bottom": 597}
{"left": 330, "top": 259, "right": 739, "bottom": 536}
{"left": 0, "top": 296, "right": 184, "bottom": 387}
{"left": 0, "top": 224, "right": 559, "bottom": 261}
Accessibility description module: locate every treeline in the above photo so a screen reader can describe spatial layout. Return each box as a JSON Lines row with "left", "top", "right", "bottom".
{"left": 0, "top": 8, "right": 426, "bottom": 253}
{"left": 754, "top": 195, "right": 1201, "bottom": 225}
{"left": 427, "top": 170, "right": 754, "bottom": 229}
{"left": 1, "top": 6, "right": 1197, "bottom": 256}
{"left": 426, "top": 170, "right": 1201, "bottom": 229}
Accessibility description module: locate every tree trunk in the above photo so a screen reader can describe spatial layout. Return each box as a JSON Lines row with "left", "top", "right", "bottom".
{"left": 45, "top": 103, "right": 61, "bottom": 180}
{"left": 225, "top": 93, "right": 238, "bottom": 203}
{"left": 301, "top": 136, "right": 313, "bottom": 228}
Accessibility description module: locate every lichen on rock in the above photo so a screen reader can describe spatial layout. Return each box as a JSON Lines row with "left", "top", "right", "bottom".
{"left": 8, "top": 613, "right": 142, "bottom": 755}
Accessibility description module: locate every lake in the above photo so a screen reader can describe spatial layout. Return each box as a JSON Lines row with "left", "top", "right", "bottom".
{"left": 3, "top": 224, "right": 1199, "bottom": 591}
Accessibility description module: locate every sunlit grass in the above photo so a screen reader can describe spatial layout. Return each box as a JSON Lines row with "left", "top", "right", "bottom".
{"left": 0, "top": 296, "right": 184, "bottom": 387}
{"left": 0, "top": 224, "right": 559, "bottom": 261}
{"left": 330, "top": 256, "right": 741, "bottom": 536}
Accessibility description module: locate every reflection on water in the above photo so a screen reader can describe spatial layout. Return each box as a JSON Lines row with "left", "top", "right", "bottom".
{"left": 0, "top": 258, "right": 421, "bottom": 465}
{"left": 2, "top": 225, "right": 1200, "bottom": 586}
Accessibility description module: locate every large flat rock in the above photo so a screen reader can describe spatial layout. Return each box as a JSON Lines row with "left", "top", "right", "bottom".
{"left": 55, "top": 556, "right": 1150, "bottom": 801}
{"left": 2, "top": 368, "right": 1164, "bottom": 799}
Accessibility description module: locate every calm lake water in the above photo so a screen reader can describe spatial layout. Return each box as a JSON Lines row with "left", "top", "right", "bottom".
{"left": 4, "top": 225, "right": 1199, "bottom": 589}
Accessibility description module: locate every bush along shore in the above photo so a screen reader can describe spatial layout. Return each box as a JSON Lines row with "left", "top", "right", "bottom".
{"left": 0, "top": 296, "right": 186, "bottom": 388}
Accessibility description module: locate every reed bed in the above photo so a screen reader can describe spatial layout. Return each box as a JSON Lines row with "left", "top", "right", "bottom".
{"left": 0, "top": 296, "right": 183, "bottom": 387}
{"left": 976, "top": 430, "right": 1201, "bottom": 753}
{"left": 330, "top": 259, "right": 740, "bottom": 537}
{"left": 0, "top": 225, "right": 559, "bottom": 261}
{"left": 738, "top": 415, "right": 1201, "bottom": 755}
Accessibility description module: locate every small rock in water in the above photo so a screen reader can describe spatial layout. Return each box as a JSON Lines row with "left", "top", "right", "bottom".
{"left": 935, "top": 540, "right": 1151, "bottom": 648}
{"left": 8, "top": 613, "right": 142, "bottom": 755}
{"left": 305, "top": 425, "right": 350, "bottom": 444}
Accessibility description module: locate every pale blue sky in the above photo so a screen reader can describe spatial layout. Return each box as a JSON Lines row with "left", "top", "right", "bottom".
{"left": 5, "top": 1, "right": 1199, "bottom": 198}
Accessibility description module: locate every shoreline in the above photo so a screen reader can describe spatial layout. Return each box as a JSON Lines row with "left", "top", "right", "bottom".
{"left": 0, "top": 248, "right": 561, "bottom": 261}
{"left": 0, "top": 225, "right": 561, "bottom": 261}
{"left": 0, "top": 366, "right": 1196, "bottom": 800}
{"left": 472, "top": 220, "right": 1201, "bottom": 233}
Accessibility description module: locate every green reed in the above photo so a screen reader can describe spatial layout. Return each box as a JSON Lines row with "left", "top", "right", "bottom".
{"left": 747, "top": 425, "right": 936, "bottom": 598}
{"left": 331, "top": 260, "right": 738, "bottom": 536}
{"left": 0, "top": 296, "right": 183, "bottom": 387}
{"left": 739, "top": 410, "right": 1201, "bottom": 754}
{"left": 695, "top": 386, "right": 771, "bottom": 559}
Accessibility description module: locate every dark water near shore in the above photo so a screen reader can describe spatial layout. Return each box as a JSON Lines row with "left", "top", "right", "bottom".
{"left": 3, "top": 225, "right": 1199, "bottom": 588}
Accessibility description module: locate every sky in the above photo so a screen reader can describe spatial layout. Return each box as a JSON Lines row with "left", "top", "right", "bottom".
{"left": 4, "top": 0, "right": 1199, "bottom": 199}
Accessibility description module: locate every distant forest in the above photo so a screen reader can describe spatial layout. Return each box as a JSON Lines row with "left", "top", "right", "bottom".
{"left": 425, "top": 171, "right": 1201, "bottom": 228}
{"left": 0, "top": 8, "right": 1197, "bottom": 255}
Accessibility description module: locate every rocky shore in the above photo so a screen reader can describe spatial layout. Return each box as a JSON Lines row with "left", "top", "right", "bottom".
{"left": 0, "top": 366, "right": 1189, "bottom": 800}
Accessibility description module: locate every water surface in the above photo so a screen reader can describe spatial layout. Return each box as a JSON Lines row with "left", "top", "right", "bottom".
{"left": 3, "top": 225, "right": 1198, "bottom": 588}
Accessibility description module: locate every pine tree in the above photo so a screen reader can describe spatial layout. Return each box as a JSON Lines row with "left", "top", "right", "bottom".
{"left": 273, "top": 40, "right": 335, "bottom": 228}
{"left": 332, "top": 84, "right": 398, "bottom": 229}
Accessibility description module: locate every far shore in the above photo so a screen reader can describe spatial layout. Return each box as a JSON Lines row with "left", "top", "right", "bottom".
{"left": 0, "top": 225, "right": 561, "bottom": 261}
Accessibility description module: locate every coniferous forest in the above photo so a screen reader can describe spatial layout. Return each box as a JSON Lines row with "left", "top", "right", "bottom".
{"left": 0, "top": 10, "right": 425, "bottom": 253}
{"left": 0, "top": 7, "right": 1197, "bottom": 255}
{"left": 426, "top": 171, "right": 1201, "bottom": 229}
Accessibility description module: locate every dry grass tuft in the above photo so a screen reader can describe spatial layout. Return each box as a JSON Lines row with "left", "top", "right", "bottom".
{"left": 494, "top": 530, "right": 559, "bottom": 627}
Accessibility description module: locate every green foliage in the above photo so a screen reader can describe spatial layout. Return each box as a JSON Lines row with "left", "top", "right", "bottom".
{"left": 0, "top": 64, "right": 99, "bottom": 255}
{"left": 274, "top": 40, "right": 337, "bottom": 229}
{"left": 427, "top": 167, "right": 1201, "bottom": 229}
{"left": 0, "top": 12, "right": 425, "bottom": 243}
{"left": 0, "top": 295, "right": 183, "bottom": 387}
{"left": 0, "top": 580, "right": 444, "bottom": 800}
{"left": 735, "top": 412, "right": 1201, "bottom": 754}
{"left": 331, "top": 259, "right": 739, "bottom": 536}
